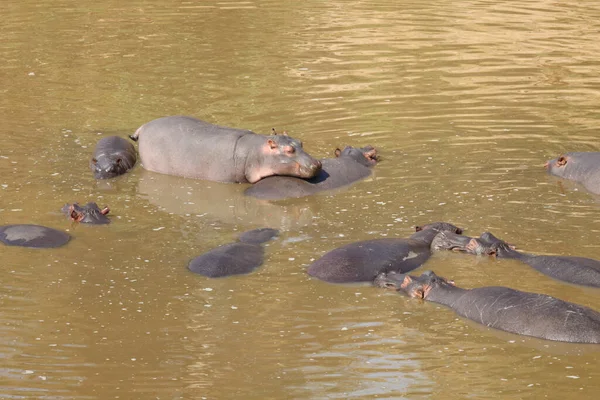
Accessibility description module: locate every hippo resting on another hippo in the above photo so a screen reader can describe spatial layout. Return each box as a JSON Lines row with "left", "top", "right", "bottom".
{"left": 91, "top": 136, "right": 137, "bottom": 179}
{"left": 432, "top": 231, "right": 600, "bottom": 288}
{"left": 244, "top": 145, "right": 378, "bottom": 200}
{"left": 307, "top": 222, "right": 463, "bottom": 283}
{"left": 375, "top": 270, "right": 600, "bottom": 344}
{"left": 0, "top": 224, "right": 71, "bottom": 248}
{"left": 130, "top": 116, "right": 322, "bottom": 183}
{"left": 62, "top": 202, "right": 111, "bottom": 224}
{"left": 188, "top": 228, "right": 279, "bottom": 278}
{"left": 545, "top": 152, "right": 600, "bottom": 195}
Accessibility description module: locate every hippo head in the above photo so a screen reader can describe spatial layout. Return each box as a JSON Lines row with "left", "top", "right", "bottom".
{"left": 334, "top": 145, "right": 379, "bottom": 167}
{"left": 430, "top": 231, "right": 482, "bottom": 253}
{"left": 249, "top": 134, "right": 322, "bottom": 183}
{"left": 62, "top": 202, "right": 110, "bottom": 224}
{"left": 90, "top": 155, "right": 127, "bottom": 179}
{"left": 378, "top": 271, "right": 455, "bottom": 299}
{"left": 477, "top": 232, "right": 516, "bottom": 257}
{"left": 544, "top": 152, "right": 585, "bottom": 181}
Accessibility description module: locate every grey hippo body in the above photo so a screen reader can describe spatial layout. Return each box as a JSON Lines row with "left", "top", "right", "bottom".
{"left": 62, "top": 202, "right": 111, "bottom": 224}
{"left": 91, "top": 136, "right": 137, "bottom": 179}
{"left": 188, "top": 228, "right": 278, "bottom": 278}
{"left": 545, "top": 152, "right": 600, "bottom": 195}
{"left": 375, "top": 270, "right": 600, "bottom": 344}
{"left": 244, "top": 146, "right": 378, "bottom": 200}
{"left": 307, "top": 222, "right": 463, "bottom": 283}
{"left": 130, "top": 116, "right": 322, "bottom": 183}
{"left": 432, "top": 231, "right": 600, "bottom": 288}
{"left": 0, "top": 224, "right": 71, "bottom": 248}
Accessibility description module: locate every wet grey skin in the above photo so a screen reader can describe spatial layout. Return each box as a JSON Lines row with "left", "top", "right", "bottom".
{"left": 0, "top": 224, "right": 71, "bottom": 248}
{"left": 375, "top": 270, "right": 600, "bottom": 344}
{"left": 307, "top": 222, "right": 463, "bottom": 283}
{"left": 61, "top": 202, "right": 111, "bottom": 224}
{"left": 244, "top": 145, "right": 379, "bottom": 200}
{"left": 90, "top": 136, "right": 137, "bottom": 179}
{"left": 188, "top": 228, "right": 279, "bottom": 278}
{"left": 130, "top": 116, "right": 322, "bottom": 183}
{"left": 545, "top": 152, "right": 600, "bottom": 195}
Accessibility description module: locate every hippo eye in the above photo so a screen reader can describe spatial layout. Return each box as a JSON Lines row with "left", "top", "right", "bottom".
{"left": 286, "top": 146, "right": 295, "bottom": 155}
{"left": 557, "top": 156, "right": 567, "bottom": 166}
{"left": 91, "top": 158, "right": 98, "bottom": 164}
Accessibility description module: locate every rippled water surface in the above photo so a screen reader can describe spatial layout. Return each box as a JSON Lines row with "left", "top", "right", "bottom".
{"left": 1, "top": 0, "right": 600, "bottom": 398}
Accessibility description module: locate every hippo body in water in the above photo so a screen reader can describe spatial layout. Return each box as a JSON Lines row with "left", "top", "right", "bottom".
{"left": 545, "top": 152, "right": 600, "bottom": 195}
{"left": 376, "top": 270, "right": 600, "bottom": 344}
{"left": 62, "top": 202, "right": 111, "bottom": 224}
{"left": 130, "top": 116, "right": 322, "bottom": 183}
{"left": 91, "top": 136, "right": 137, "bottom": 179}
{"left": 307, "top": 222, "right": 463, "bottom": 283}
{"left": 0, "top": 224, "right": 71, "bottom": 248}
{"left": 244, "top": 146, "right": 378, "bottom": 200}
{"left": 431, "top": 231, "right": 600, "bottom": 288}
{"left": 188, "top": 228, "right": 278, "bottom": 278}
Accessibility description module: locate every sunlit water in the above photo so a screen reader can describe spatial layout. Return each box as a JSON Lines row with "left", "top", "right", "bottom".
{"left": 1, "top": 0, "right": 600, "bottom": 398}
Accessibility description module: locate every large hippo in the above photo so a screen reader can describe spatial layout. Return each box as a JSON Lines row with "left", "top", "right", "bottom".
{"left": 375, "top": 270, "right": 600, "bottom": 344}
{"left": 307, "top": 222, "right": 463, "bottom": 283}
{"left": 62, "top": 202, "right": 111, "bottom": 224}
{"left": 0, "top": 224, "right": 71, "bottom": 248}
{"left": 129, "top": 116, "right": 322, "bottom": 183}
{"left": 545, "top": 152, "right": 600, "bottom": 195}
{"left": 244, "top": 145, "right": 378, "bottom": 200}
{"left": 432, "top": 231, "right": 600, "bottom": 288}
{"left": 91, "top": 136, "right": 137, "bottom": 179}
{"left": 188, "top": 228, "right": 279, "bottom": 278}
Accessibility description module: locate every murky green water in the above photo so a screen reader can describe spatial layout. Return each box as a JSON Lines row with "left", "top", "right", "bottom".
{"left": 1, "top": 0, "right": 600, "bottom": 398}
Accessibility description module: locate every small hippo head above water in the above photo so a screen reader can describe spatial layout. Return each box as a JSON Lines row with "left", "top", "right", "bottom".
{"left": 431, "top": 231, "right": 516, "bottom": 256}
{"left": 253, "top": 131, "right": 322, "bottom": 183}
{"left": 62, "top": 202, "right": 111, "bottom": 224}
{"left": 334, "top": 145, "right": 379, "bottom": 167}
{"left": 374, "top": 270, "right": 455, "bottom": 299}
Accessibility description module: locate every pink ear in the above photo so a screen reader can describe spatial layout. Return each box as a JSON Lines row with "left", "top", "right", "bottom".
{"left": 400, "top": 275, "right": 412, "bottom": 288}
{"left": 101, "top": 207, "right": 110, "bottom": 215}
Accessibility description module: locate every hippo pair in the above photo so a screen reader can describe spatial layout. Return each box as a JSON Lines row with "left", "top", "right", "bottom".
{"left": 432, "top": 231, "right": 600, "bottom": 288}
{"left": 0, "top": 203, "right": 112, "bottom": 249}
{"left": 375, "top": 270, "right": 600, "bottom": 344}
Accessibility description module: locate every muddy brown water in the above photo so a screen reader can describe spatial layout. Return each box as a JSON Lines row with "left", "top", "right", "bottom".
{"left": 1, "top": 0, "right": 600, "bottom": 399}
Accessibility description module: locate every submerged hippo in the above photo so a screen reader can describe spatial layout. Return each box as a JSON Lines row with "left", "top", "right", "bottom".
{"left": 432, "top": 231, "right": 600, "bottom": 288}
{"left": 244, "top": 145, "right": 378, "bottom": 200}
{"left": 62, "top": 202, "right": 111, "bottom": 224}
{"left": 307, "top": 222, "right": 463, "bottom": 283}
{"left": 91, "top": 136, "right": 137, "bottom": 179}
{"left": 0, "top": 224, "right": 71, "bottom": 248}
{"left": 545, "top": 152, "right": 600, "bottom": 195}
{"left": 130, "top": 116, "right": 322, "bottom": 183}
{"left": 375, "top": 270, "right": 600, "bottom": 344}
{"left": 188, "top": 228, "right": 279, "bottom": 278}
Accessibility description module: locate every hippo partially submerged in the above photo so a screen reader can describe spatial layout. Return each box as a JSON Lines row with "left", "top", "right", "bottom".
{"left": 0, "top": 224, "right": 71, "bottom": 248}
{"left": 130, "top": 116, "right": 322, "bottom": 183}
{"left": 545, "top": 152, "right": 600, "bottom": 195}
{"left": 91, "top": 136, "right": 137, "bottom": 179}
{"left": 188, "top": 228, "right": 279, "bottom": 278}
{"left": 432, "top": 231, "right": 600, "bottom": 288}
{"left": 244, "top": 145, "right": 378, "bottom": 200}
{"left": 375, "top": 270, "right": 600, "bottom": 344}
{"left": 62, "top": 202, "right": 111, "bottom": 224}
{"left": 307, "top": 222, "right": 463, "bottom": 283}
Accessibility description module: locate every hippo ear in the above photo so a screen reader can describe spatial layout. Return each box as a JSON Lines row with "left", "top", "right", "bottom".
{"left": 411, "top": 287, "right": 425, "bottom": 299}
{"left": 267, "top": 139, "right": 278, "bottom": 149}
{"left": 281, "top": 130, "right": 288, "bottom": 136}
{"left": 557, "top": 156, "right": 567, "bottom": 166}
{"left": 91, "top": 158, "right": 98, "bottom": 164}
{"left": 334, "top": 148, "right": 341, "bottom": 157}
{"left": 415, "top": 226, "right": 423, "bottom": 232}
{"left": 101, "top": 206, "right": 110, "bottom": 215}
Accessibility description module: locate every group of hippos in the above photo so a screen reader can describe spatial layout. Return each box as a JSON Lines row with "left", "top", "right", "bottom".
{"left": 1, "top": 115, "right": 600, "bottom": 344}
